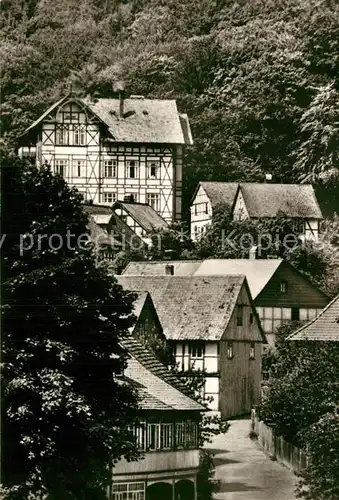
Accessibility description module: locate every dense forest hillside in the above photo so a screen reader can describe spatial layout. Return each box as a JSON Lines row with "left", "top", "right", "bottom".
{"left": 1, "top": 0, "right": 338, "bottom": 213}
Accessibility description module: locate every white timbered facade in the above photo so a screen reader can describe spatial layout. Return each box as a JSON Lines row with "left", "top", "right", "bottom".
{"left": 18, "top": 96, "right": 193, "bottom": 223}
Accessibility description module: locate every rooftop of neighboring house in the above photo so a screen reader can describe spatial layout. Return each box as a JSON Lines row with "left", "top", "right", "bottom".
{"left": 19, "top": 95, "right": 193, "bottom": 145}
{"left": 288, "top": 295, "right": 339, "bottom": 341}
{"left": 192, "top": 181, "right": 239, "bottom": 208}
{"left": 83, "top": 203, "right": 113, "bottom": 226}
{"left": 191, "top": 182, "right": 323, "bottom": 219}
{"left": 237, "top": 183, "right": 323, "bottom": 219}
{"left": 112, "top": 200, "right": 169, "bottom": 233}
{"left": 116, "top": 275, "right": 265, "bottom": 342}
{"left": 122, "top": 259, "right": 284, "bottom": 299}
{"left": 120, "top": 337, "right": 205, "bottom": 411}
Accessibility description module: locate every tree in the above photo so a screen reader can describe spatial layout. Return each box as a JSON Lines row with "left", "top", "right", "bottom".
{"left": 1, "top": 156, "right": 141, "bottom": 499}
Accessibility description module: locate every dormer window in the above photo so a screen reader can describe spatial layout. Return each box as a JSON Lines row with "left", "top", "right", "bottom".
{"left": 147, "top": 160, "right": 160, "bottom": 179}
{"left": 280, "top": 280, "right": 287, "bottom": 293}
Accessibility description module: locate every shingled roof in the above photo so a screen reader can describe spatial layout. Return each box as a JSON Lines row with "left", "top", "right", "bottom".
{"left": 122, "top": 259, "right": 283, "bottom": 299}
{"left": 193, "top": 182, "right": 239, "bottom": 207}
{"left": 237, "top": 183, "right": 323, "bottom": 219}
{"left": 113, "top": 201, "right": 169, "bottom": 233}
{"left": 120, "top": 337, "right": 205, "bottom": 411}
{"left": 288, "top": 295, "right": 339, "bottom": 341}
{"left": 19, "top": 96, "right": 192, "bottom": 145}
{"left": 116, "top": 275, "right": 254, "bottom": 341}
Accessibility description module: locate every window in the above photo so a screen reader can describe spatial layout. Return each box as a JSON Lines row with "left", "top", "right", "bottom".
{"left": 55, "top": 125, "right": 69, "bottom": 145}
{"left": 194, "top": 204, "right": 198, "bottom": 216}
{"left": 111, "top": 482, "right": 145, "bottom": 500}
{"left": 160, "top": 423, "right": 172, "bottom": 449}
{"left": 249, "top": 342, "right": 255, "bottom": 360}
{"left": 291, "top": 307, "right": 300, "bottom": 321}
{"left": 146, "top": 193, "right": 159, "bottom": 212}
{"left": 55, "top": 159, "right": 67, "bottom": 176}
{"left": 73, "top": 159, "right": 85, "bottom": 177}
{"left": 205, "top": 202, "right": 208, "bottom": 214}
{"left": 249, "top": 312, "right": 254, "bottom": 324}
{"left": 280, "top": 280, "right": 288, "bottom": 293}
{"left": 236, "top": 305, "right": 243, "bottom": 326}
{"left": 135, "top": 424, "right": 146, "bottom": 451}
{"left": 104, "top": 159, "right": 117, "bottom": 178}
{"left": 73, "top": 124, "right": 86, "bottom": 145}
{"left": 189, "top": 343, "right": 204, "bottom": 358}
{"left": 147, "top": 160, "right": 160, "bottom": 179}
{"left": 103, "top": 192, "right": 116, "bottom": 204}
{"left": 227, "top": 342, "right": 234, "bottom": 359}
{"left": 175, "top": 422, "right": 197, "bottom": 449}
{"left": 148, "top": 423, "right": 173, "bottom": 450}
{"left": 126, "top": 159, "right": 139, "bottom": 178}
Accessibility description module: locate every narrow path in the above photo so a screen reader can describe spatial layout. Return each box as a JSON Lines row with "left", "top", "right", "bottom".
{"left": 205, "top": 419, "right": 297, "bottom": 500}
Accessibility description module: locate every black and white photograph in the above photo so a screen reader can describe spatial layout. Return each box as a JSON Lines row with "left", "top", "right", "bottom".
{"left": 1, "top": 1, "right": 339, "bottom": 499}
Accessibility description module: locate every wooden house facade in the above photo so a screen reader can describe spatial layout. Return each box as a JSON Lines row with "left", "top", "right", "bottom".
{"left": 122, "top": 259, "right": 329, "bottom": 346}
{"left": 116, "top": 275, "right": 266, "bottom": 418}
{"left": 17, "top": 95, "right": 193, "bottom": 223}
{"left": 112, "top": 337, "right": 205, "bottom": 500}
{"left": 190, "top": 182, "right": 323, "bottom": 241}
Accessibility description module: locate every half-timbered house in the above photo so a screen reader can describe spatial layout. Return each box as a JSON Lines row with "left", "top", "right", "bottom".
{"left": 190, "top": 182, "right": 323, "bottom": 241}
{"left": 122, "top": 259, "right": 330, "bottom": 345}
{"left": 17, "top": 95, "right": 193, "bottom": 222}
{"left": 116, "top": 275, "right": 266, "bottom": 417}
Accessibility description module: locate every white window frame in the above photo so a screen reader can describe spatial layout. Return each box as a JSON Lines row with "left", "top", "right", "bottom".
{"left": 73, "top": 159, "right": 86, "bottom": 177}
{"left": 189, "top": 343, "right": 204, "bottom": 359}
{"left": 103, "top": 192, "right": 116, "bottom": 204}
{"left": 73, "top": 124, "right": 86, "bottom": 145}
{"left": 125, "top": 159, "right": 139, "bottom": 179}
{"left": 104, "top": 159, "right": 117, "bottom": 178}
{"left": 55, "top": 125, "right": 69, "bottom": 145}
{"left": 249, "top": 342, "right": 255, "bottom": 360}
{"left": 111, "top": 482, "right": 145, "bottom": 500}
{"left": 147, "top": 159, "right": 160, "bottom": 179}
{"left": 55, "top": 159, "right": 68, "bottom": 176}
{"left": 146, "top": 193, "right": 159, "bottom": 212}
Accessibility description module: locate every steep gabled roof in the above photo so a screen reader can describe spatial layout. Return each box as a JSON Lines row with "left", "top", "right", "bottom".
{"left": 194, "top": 259, "right": 283, "bottom": 299}
{"left": 192, "top": 181, "right": 239, "bottom": 207}
{"left": 18, "top": 96, "right": 192, "bottom": 145}
{"left": 120, "top": 337, "right": 205, "bottom": 411}
{"left": 112, "top": 201, "right": 168, "bottom": 233}
{"left": 116, "top": 275, "right": 247, "bottom": 341}
{"left": 288, "top": 295, "right": 339, "bottom": 341}
{"left": 122, "top": 259, "right": 283, "bottom": 299}
{"left": 237, "top": 183, "right": 323, "bottom": 219}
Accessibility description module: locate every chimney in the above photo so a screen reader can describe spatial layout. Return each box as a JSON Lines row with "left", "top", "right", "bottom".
{"left": 165, "top": 264, "right": 174, "bottom": 276}
{"left": 249, "top": 245, "right": 258, "bottom": 260}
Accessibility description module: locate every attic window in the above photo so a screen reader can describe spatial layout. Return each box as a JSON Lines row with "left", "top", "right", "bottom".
{"left": 249, "top": 342, "right": 255, "bottom": 360}
{"left": 280, "top": 280, "right": 288, "bottom": 293}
